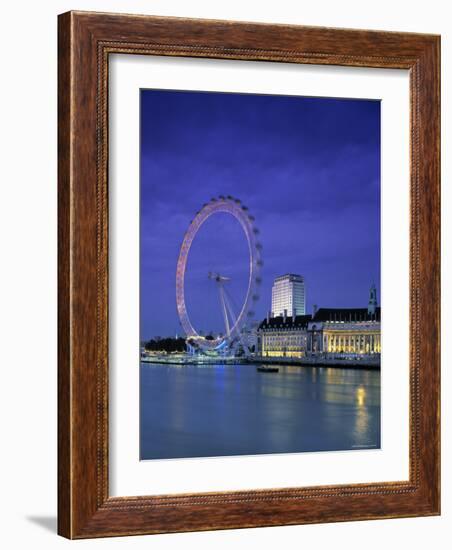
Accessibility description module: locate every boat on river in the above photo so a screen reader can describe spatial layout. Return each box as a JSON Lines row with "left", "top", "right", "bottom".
{"left": 256, "top": 366, "right": 279, "bottom": 373}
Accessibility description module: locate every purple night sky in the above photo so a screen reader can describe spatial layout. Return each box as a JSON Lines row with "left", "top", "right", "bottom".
{"left": 140, "top": 90, "right": 380, "bottom": 341}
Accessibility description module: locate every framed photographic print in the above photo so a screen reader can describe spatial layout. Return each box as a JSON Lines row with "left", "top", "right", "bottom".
{"left": 58, "top": 11, "right": 440, "bottom": 538}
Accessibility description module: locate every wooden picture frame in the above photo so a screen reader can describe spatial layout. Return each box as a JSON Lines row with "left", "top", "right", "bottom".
{"left": 58, "top": 11, "right": 440, "bottom": 538}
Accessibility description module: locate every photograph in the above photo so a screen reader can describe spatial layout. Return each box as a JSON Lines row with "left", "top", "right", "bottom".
{"left": 139, "top": 89, "right": 382, "bottom": 460}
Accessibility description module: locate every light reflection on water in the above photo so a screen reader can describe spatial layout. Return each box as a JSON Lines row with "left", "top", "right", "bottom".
{"left": 140, "top": 363, "right": 380, "bottom": 460}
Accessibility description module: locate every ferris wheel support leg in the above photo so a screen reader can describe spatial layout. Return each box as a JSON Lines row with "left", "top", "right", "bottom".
{"left": 218, "top": 284, "right": 231, "bottom": 338}
{"left": 223, "top": 290, "right": 251, "bottom": 358}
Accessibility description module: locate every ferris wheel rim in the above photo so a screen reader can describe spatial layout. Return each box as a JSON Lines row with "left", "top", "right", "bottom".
{"left": 175, "top": 196, "right": 261, "bottom": 350}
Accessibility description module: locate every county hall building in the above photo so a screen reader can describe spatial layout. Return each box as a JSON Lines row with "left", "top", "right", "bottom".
{"left": 258, "top": 281, "right": 381, "bottom": 359}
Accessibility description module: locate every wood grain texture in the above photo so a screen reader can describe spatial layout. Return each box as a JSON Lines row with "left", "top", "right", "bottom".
{"left": 57, "top": 11, "right": 440, "bottom": 539}
{"left": 57, "top": 10, "right": 72, "bottom": 538}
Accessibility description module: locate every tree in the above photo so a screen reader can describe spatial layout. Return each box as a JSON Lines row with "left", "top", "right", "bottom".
{"left": 144, "top": 337, "right": 186, "bottom": 353}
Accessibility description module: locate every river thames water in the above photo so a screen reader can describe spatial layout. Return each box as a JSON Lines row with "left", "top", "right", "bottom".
{"left": 140, "top": 362, "right": 380, "bottom": 460}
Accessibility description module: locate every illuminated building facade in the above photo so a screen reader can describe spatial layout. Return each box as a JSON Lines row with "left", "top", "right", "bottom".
{"left": 258, "top": 284, "right": 381, "bottom": 359}
{"left": 307, "top": 307, "right": 381, "bottom": 355}
{"left": 271, "top": 274, "right": 306, "bottom": 317}
{"left": 257, "top": 311, "right": 311, "bottom": 358}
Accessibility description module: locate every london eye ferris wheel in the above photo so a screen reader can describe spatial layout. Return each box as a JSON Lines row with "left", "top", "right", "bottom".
{"left": 175, "top": 196, "right": 262, "bottom": 353}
